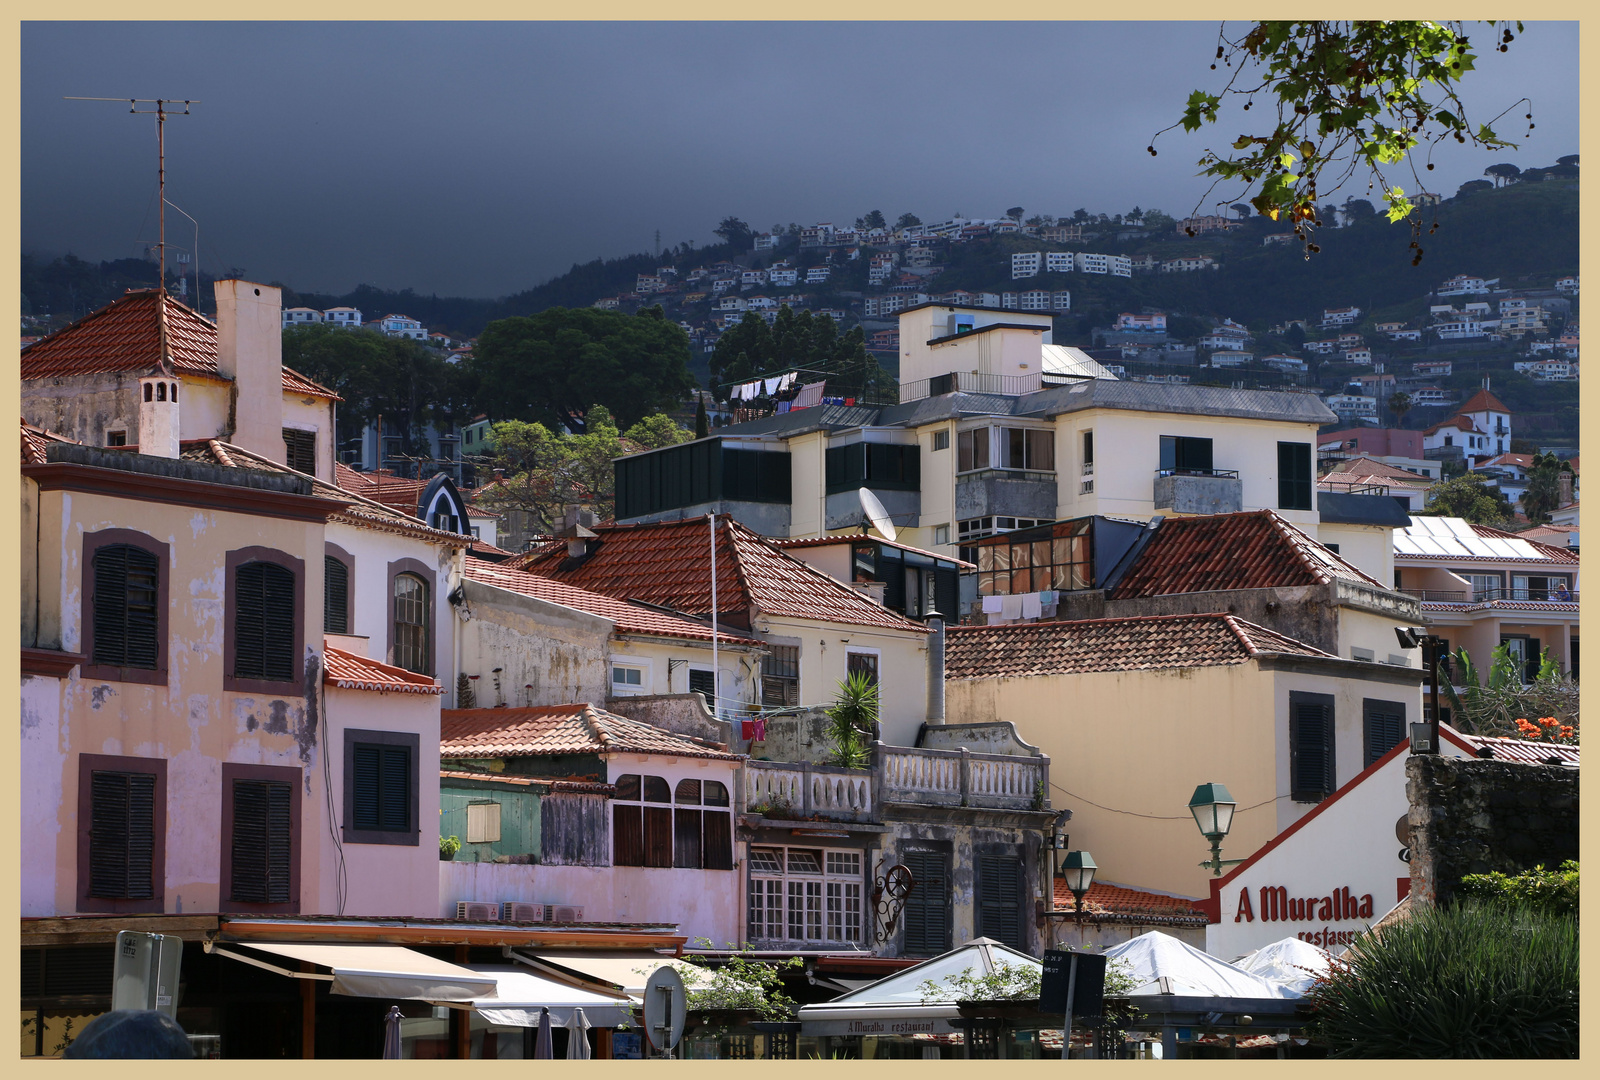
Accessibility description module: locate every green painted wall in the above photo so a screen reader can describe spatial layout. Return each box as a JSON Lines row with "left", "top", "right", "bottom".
{"left": 440, "top": 781, "right": 542, "bottom": 863}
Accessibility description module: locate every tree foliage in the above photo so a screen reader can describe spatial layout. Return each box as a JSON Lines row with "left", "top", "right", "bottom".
{"left": 1458, "top": 862, "right": 1579, "bottom": 918}
{"left": 1419, "top": 472, "right": 1513, "bottom": 524}
{"left": 1158, "top": 21, "right": 1531, "bottom": 259}
{"left": 1519, "top": 451, "right": 1570, "bottom": 523}
{"left": 714, "top": 216, "right": 753, "bottom": 249}
{"left": 677, "top": 941, "right": 803, "bottom": 1022}
{"left": 282, "top": 323, "right": 472, "bottom": 455}
{"left": 1441, "top": 644, "right": 1578, "bottom": 737}
{"left": 825, "top": 671, "right": 878, "bottom": 768}
{"left": 708, "top": 308, "right": 892, "bottom": 403}
{"left": 466, "top": 306, "right": 695, "bottom": 434}
{"left": 472, "top": 406, "right": 688, "bottom": 529}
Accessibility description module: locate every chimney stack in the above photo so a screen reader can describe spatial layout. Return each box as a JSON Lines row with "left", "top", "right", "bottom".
{"left": 137, "top": 373, "right": 181, "bottom": 459}
{"left": 925, "top": 612, "right": 946, "bottom": 723}
{"left": 215, "top": 280, "right": 285, "bottom": 462}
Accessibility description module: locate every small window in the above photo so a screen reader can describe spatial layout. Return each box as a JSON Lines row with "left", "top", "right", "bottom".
{"left": 689, "top": 668, "right": 717, "bottom": 705}
{"left": 932, "top": 524, "right": 951, "bottom": 546}
{"left": 393, "top": 572, "right": 429, "bottom": 674}
{"left": 1160, "top": 435, "right": 1214, "bottom": 474}
{"left": 106, "top": 430, "right": 127, "bottom": 447}
{"left": 1363, "top": 699, "right": 1407, "bottom": 768}
{"left": 351, "top": 744, "right": 411, "bottom": 832}
{"left": 283, "top": 428, "right": 317, "bottom": 474}
{"left": 1278, "top": 442, "right": 1313, "bottom": 510}
{"left": 612, "top": 665, "right": 644, "bottom": 688}
{"left": 932, "top": 430, "right": 950, "bottom": 451}
{"left": 1082, "top": 430, "right": 1094, "bottom": 468}
{"left": 465, "top": 802, "right": 502, "bottom": 844}
{"left": 761, "top": 646, "right": 800, "bottom": 707}
{"left": 957, "top": 428, "right": 990, "bottom": 473}
{"left": 91, "top": 544, "right": 161, "bottom": 670}
{"left": 1289, "top": 691, "right": 1336, "bottom": 803}
{"left": 846, "top": 652, "right": 879, "bottom": 684}
{"left": 324, "top": 554, "right": 350, "bottom": 635}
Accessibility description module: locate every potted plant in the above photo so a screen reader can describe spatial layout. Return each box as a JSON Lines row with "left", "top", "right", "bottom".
{"left": 440, "top": 835, "right": 462, "bottom": 861}
{"left": 825, "top": 671, "right": 877, "bottom": 768}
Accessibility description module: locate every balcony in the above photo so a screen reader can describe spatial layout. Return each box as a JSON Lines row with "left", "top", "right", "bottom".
{"left": 1406, "top": 587, "right": 1577, "bottom": 605}
{"left": 956, "top": 470, "right": 1057, "bottom": 521}
{"left": 900, "top": 370, "right": 1082, "bottom": 403}
{"left": 743, "top": 760, "right": 875, "bottom": 823}
{"left": 1153, "top": 468, "right": 1242, "bottom": 515}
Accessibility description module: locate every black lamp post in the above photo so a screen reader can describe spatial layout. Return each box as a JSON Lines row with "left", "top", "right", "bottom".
{"left": 1396, "top": 626, "right": 1444, "bottom": 754}
{"left": 1188, "top": 782, "right": 1245, "bottom": 876}
{"left": 1062, "top": 850, "right": 1096, "bottom": 924}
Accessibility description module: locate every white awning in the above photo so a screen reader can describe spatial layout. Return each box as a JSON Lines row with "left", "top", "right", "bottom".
{"left": 208, "top": 941, "right": 499, "bottom": 1002}
{"left": 515, "top": 950, "right": 713, "bottom": 999}
{"left": 446, "top": 964, "right": 635, "bottom": 1028}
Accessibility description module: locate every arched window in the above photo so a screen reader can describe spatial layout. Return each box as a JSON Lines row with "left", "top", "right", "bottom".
{"left": 91, "top": 544, "right": 160, "bottom": 670}
{"left": 392, "top": 572, "right": 429, "bottom": 674}
{"left": 234, "top": 562, "right": 297, "bottom": 682}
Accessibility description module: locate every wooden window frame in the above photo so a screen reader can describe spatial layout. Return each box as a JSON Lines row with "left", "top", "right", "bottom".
{"left": 224, "top": 547, "right": 305, "bottom": 694}
{"left": 975, "top": 852, "right": 1024, "bottom": 950}
{"left": 80, "top": 529, "right": 170, "bottom": 687}
{"left": 386, "top": 558, "right": 435, "bottom": 676}
{"left": 342, "top": 728, "right": 420, "bottom": 846}
{"left": 219, "top": 762, "right": 302, "bottom": 914}
{"left": 611, "top": 773, "right": 675, "bottom": 868}
{"left": 899, "top": 848, "right": 952, "bottom": 955}
{"left": 324, "top": 542, "right": 355, "bottom": 636}
{"left": 76, "top": 753, "right": 166, "bottom": 914}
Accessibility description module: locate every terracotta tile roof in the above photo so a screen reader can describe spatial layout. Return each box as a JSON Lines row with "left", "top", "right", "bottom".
{"left": 1457, "top": 387, "right": 1511, "bottom": 415}
{"left": 461, "top": 558, "right": 756, "bottom": 645}
{"left": 438, "top": 769, "right": 616, "bottom": 794}
{"left": 516, "top": 515, "right": 928, "bottom": 634}
{"left": 1052, "top": 879, "right": 1209, "bottom": 924}
{"left": 1455, "top": 733, "right": 1579, "bottom": 766}
{"left": 439, "top": 704, "right": 740, "bottom": 760}
{"left": 334, "top": 461, "right": 429, "bottom": 515}
{"left": 1421, "top": 414, "right": 1481, "bottom": 437}
{"left": 21, "top": 418, "right": 77, "bottom": 465}
{"left": 20, "top": 288, "right": 339, "bottom": 399}
{"left": 323, "top": 644, "right": 445, "bottom": 695}
{"left": 1319, "top": 457, "right": 1433, "bottom": 485}
{"left": 944, "top": 613, "right": 1334, "bottom": 680}
{"left": 1108, "top": 510, "right": 1386, "bottom": 599}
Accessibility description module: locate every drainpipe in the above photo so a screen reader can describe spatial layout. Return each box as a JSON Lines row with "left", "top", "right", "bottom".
{"left": 925, "top": 612, "right": 946, "bottom": 723}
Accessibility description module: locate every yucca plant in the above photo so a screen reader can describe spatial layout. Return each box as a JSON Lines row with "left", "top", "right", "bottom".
{"left": 825, "top": 671, "right": 877, "bottom": 769}
{"left": 1307, "top": 901, "right": 1578, "bottom": 1057}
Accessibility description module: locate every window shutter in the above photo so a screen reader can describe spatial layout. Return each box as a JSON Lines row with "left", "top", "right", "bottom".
{"left": 283, "top": 428, "right": 317, "bottom": 474}
{"left": 1290, "top": 695, "right": 1335, "bottom": 802}
{"left": 235, "top": 562, "right": 296, "bottom": 682}
{"left": 231, "top": 778, "right": 293, "bottom": 903}
{"left": 324, "top": 556, "right": 349, "bottom": 635}
{"left": 613, "top": 804, "right": 644, "bottom": 867}
{"left": 1363, "top": 699, "right": 1407, "bottom": 768}
{"left": 673, "top": 808, "right": 703, "bottom": 868}
{"left": 1278, "top": 442, "right": 1313, "bottom": 511}
{"left": 643, "top": 807, "right": 673, "bottom": 867}
{"left": 703, "top": 811, "right": 733, "bottom": 870}
{"left": 901, "top": 852, "right": 949, "bottom": 955}
{"left": 977, "top": 856, "right": 1022, "bottom": 949}
{"left": 689, "top": 669, "right": 716, "bottom": 705}
{"left": 89, "top": 771, "right": 155, "bottom": 899}
{"left": 92, "top": 545, "right": 160, "bottom": 669}
{"left": 352, "top": 744, "right": 410, "bottom": 832}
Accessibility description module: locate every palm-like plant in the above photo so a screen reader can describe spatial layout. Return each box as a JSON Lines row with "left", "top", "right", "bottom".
{"left": 825, "top": 671, "right": 878, "bottom": 768}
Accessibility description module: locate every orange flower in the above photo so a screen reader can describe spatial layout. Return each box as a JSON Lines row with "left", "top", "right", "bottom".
{"left": 1539, "top": 717, "right": 1559, "bottom": 727}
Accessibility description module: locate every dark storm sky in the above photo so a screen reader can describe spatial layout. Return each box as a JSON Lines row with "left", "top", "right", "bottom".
{"left": 22, "top": 21, "right": 1580, "bottom": 299}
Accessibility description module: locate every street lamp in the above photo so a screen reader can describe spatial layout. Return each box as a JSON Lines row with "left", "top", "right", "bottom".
{"left": 1395, "top": 626, "right": 1444, "bottom": 754}
{"left": 1062, "top": 850, "right": 1096, "bottom": 924}
{"left": 1189, "top": 782, "right": 1245, "bottom": 876}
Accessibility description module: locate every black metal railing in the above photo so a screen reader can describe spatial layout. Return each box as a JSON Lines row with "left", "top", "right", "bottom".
{"left": 900, "top": 370, "right": 1083, "bottom": 402}
{"left": 1154, "top": 468, "right": 1241, "bottom": 479}
{"left": 1320, "top": 480, "right": 1391, "bottom": 496}
{"left": 1474, "top": 587, "right": 1578, "bottom": 603}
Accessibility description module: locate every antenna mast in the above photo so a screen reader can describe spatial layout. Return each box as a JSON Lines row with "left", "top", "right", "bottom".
{"left": 66, "top": 97, "right": 197, "bottom": 292}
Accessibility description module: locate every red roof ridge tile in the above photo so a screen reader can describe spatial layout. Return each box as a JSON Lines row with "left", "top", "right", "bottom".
{"left": 324, "top": 643, "right": 445, "bottom": 694}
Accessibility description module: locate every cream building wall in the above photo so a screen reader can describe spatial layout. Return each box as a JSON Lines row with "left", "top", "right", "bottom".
{"left": 762, "top": 615, "right": 930, "bottom": 747}
{"left": 946, "top": 658, "right": 1420, "bottom": 899}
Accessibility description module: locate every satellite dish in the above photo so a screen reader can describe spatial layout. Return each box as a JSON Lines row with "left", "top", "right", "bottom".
{"left": 858, "top": 487, "right": 898, "bottom": 543}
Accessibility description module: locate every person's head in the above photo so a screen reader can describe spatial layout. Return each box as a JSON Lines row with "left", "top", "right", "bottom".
{"left": 62, "top": 1010, "right": 193, "bottom": 1058}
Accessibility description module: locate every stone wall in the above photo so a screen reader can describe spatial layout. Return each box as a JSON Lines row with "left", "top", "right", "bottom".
{"left": 1406, "top": 755, "right": 1579, "bottom": 906}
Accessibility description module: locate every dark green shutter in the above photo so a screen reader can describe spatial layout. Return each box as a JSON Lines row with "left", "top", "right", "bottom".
{"left": 324, "top": 556, "right": 349, "bottom": 635}
{"left": 1363, "top": 699, "right": 1406, "bottom": 768}
{"left": 235, "top": 562, "right": 295, "bottom": 681}
{"left": 901, "top": 852, "right": 950, "bottom": 955}
{"left": 92, "top": 545, "right": 160, "bottom": 669}
{"left": 977, "top": 856, "right": 1023, "bottom": 949}
{"left": 1278, "top": 442, "right": 1313, "bottom": 511}
{"left": 231, "top": 778, "right": 293, "bottom": 903}
{"left": 89, "top": 771, "right": 155, "bottom": 899}
{"left": 689, "top": 668, "right": 716, "bottom": 704}
{"left": 1290, "top": 693, "right": 1335, "bottom": 802}
{"left": 352, "top": 744, "right": 411, "bottom": 831}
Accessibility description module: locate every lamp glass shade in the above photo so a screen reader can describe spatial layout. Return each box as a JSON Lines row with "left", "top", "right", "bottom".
{"left": 1187, "top": 782, "right": 1236, "bottom": 838}
{"left": 1062, "top": 850, "right": 1097, "bottom": 895}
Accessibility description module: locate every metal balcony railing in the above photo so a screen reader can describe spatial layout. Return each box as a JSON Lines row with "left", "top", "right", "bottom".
{"left": 900, "top": 370, "right": 1082, "bottom": 402}
{"left": 1154, "top": 468, "right": 1240, "bottom": 479}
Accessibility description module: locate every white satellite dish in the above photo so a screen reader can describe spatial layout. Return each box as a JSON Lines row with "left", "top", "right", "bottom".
{"left": 858, "top": 487, "right": 898, "bottom": 543}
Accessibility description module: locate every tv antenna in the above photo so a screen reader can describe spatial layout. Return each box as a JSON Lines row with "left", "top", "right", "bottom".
{"left": 66, "top": 98, "right": 198, "bottom": 295}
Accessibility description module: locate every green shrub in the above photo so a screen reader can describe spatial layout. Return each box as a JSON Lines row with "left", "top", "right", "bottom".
{"left": 1459, "top": 861, "right": 1578, "bottom": 917}
{"left": 1308, "top": 901, "right": 1578, "bottom": 1057}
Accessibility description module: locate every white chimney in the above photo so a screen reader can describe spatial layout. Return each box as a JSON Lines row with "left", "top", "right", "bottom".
{"left": 137, "top": 374, "right": 181, "bottom": 459}
{"left": 215, "top": 280, "right": 285, "bottom": 462}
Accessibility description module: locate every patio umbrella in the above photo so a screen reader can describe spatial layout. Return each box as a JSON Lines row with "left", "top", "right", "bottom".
{"left": 533, "top": 1007, "right": 553, "bottom": 1059}
{"left": 565, "top": 1008, "right": 592, "bottom": 1059}
{"left": 382, "top": 1006, "right": 403, "bottom": 1059}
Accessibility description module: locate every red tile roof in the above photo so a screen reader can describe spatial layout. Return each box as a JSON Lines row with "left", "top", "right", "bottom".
{"left": 1052, "top": 879, "right": 1209, "bottom": 924}
{"left": 461, "top": 558, "right": 755, "bottom": 645}
{"left": 438, "top": 769, "right": 615, "bottom": 794}
{"left": 324, "top": 644, "right": 445, "bottom": 694}
{"left": 1457, "top": 387, "right": 1511, "bottom": 415}
{"left": 516, "top": 515, "right": 928, "bottom": 634}
{"left": 1108, "top": 510, "right": 1386, "bottom": 599}
{"left": 20, "top": 288, "right": 339, "bottom": 399}
{"left": 439, "top": 704, "right": 740, "bottom": 760}
{"left": 1319, "top": 457, "right": 1433, "bottom": 485}
{"left": 944, "top": 613, "right": 1334, "bottom": 680}
{"left": 1455, "top": 732, "right": 1579, "bottom": 766}
{"left": 335, "top": 461, "right": 429, "bottom": 515}
{"left": 21, "top": 418, "right": 77, "bottom": 465}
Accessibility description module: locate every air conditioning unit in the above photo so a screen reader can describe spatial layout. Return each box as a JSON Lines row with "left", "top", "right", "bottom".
{"left": 549, "top": 905, "right": 584, "bottom": 924}
{"left": 502, "top": 902, "right": 548, "bottom": 923}
{"left": 455, "top": 901, "right": 499, "bottom": 922}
